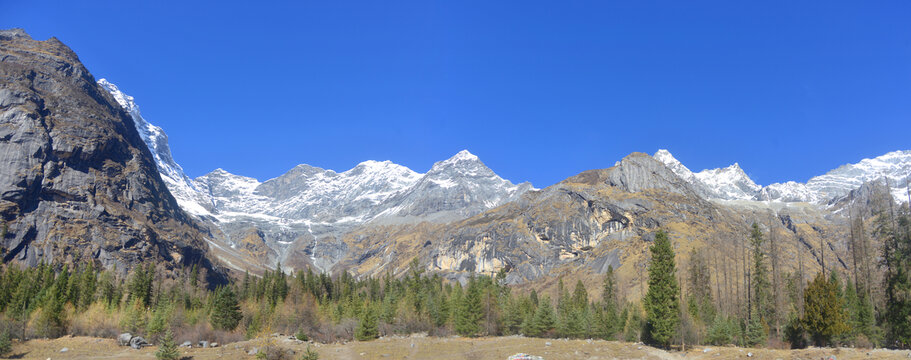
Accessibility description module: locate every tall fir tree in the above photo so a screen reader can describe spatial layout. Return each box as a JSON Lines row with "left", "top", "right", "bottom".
{"left": 644, "top": 230, "right": 680, "bottom": 348}
{"left": 454, "top": 276, "right": 483, "bottom": 336}
{"left": 527, "top": 296, "right": 557, "bottom": 337}
{"left": 356, "top": 303, "right": 379, "bottom": 341}
{"left": 749, "top": 223, "right": 772, "bottom": 327}
{"left": 878, "top": 205, "right": 911, "bottom": 348}
{"left": 599, "top": 265, "right": 621, "bottom": 339}
{"left": 210, "top": 286, "right": 242, "bottom": 331}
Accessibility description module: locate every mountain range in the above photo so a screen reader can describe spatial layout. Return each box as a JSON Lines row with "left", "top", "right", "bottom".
{"left": 2, "top": 29, "right": 910, "bottom": 295}
{"left": 99, "top": 74, "right": 911, "bottom": 281}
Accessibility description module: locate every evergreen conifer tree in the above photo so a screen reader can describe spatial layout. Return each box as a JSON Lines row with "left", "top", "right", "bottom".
{"left": 210, "top": 286, "right": 242, "bottom": 331}
{"left": 802, "top": 272, "right": 848, "bottom": 346}
{"left": 644, "top": 230, "right": 680, "bottom": 348}
{"left": 356, "top": 303, "right": 379, "bottom": 341}
{"left": 155, "top": 328, "right": 180, "bottom": 360}
{"left": 454, "top": 277, "right": 483, "bottom": 336}
{"left": 527, "top": 296, "right": 556, "bottom": 337}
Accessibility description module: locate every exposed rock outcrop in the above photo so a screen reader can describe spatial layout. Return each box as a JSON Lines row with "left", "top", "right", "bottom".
{"left": 0, "top": 29, "right": 223, "bottom": 283}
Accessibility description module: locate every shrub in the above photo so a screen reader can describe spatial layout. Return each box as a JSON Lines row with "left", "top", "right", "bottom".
{"left": 300, "top": 344, "right": 319, "bottom": 360}
{"left": 295, "top": 328, "right": 308, "bottom": 341}
{"left": 257, "top": 344, "right": 294, "bottom": 360}
{"left": 70, "top": 302, "right": 120, "bottom": 338}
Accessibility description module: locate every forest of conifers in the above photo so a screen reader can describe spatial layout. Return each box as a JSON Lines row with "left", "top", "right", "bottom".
{"left": 0, "top": 204, "right": 908, "bottom": 356}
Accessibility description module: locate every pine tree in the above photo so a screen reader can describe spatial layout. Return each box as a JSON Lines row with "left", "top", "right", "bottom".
{"left": 784, "top": 310, "right": 807, "bottom": 349}
{"left": 644, "top": 230, "right": 680, "bottom": 348}
{"left": 356, "top": 303, "right": 379, "bottom": 341}
{"left": 210, "top": 286, "right": 242, "bottom": 331}
{"left": 706, "top": 315, "right": 738, "bottom": 346}
{"left": 802, "top": 272, "right": 849, "bottom": 346}
{"left": 0, "top": 329, "right": 10, "bottom": 357}
{"left": 454, "top": 277, "right": 483, "bottom": 336}
{"left": 527, "top": 296, "right": 556, "bottom": 337}
{"left": 745, "top": 306, "right": 767, "bottom": 346}
{"left": 749, "top": 223, "right": 771, "bottom": 327}
{"left": 878, "top": 205, "right": 911, "bottom": 348}
{"left": 572, "top": 280, "right": 588, "bottom": 311}
{"left": 559, "top": 307, "right": 587, "bottom": 339}
{"left": 155, "top": 328, "right": 180, "bottom": 360}
{"left": 599, "top": 265, "right": 621, "bottom": 339}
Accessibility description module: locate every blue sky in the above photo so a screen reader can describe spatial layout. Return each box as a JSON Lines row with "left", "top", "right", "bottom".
{"left": 5, "top": 1, "right": 910, "bottom": 187}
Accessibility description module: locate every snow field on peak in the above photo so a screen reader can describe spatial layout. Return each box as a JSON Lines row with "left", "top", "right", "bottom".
{"left": 653, "top": 149, "right": 911, "bottom": 204}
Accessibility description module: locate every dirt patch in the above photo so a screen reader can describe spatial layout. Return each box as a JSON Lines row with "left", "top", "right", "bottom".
{"left": 8, "top": 335, "right": 911, "bottom": 359}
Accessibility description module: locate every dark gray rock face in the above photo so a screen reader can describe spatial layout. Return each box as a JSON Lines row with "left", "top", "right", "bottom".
{"left": 601, "top": 152, "right": 697, "bottom": 196}
{"left": 0, "top": 29, "right": 222, "bottom": 281}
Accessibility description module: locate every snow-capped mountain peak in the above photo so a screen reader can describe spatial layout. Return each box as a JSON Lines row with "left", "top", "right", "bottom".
{"left": 692, "top": 163, "right": 761, "bottom": 201}
{"left": 448, "top": 149, "right": 480, "bottom": 163}
{"left": 98, "top": 79, "right": 215, "bottom": 215}
{"left": 653, "top": 149, "right": 698, "bottom": 184}
{"left": 652, "top": 150, "right": 758, "bottom": 200}
{"left": 654, "top": 149, "right": 911, "bottom": 204}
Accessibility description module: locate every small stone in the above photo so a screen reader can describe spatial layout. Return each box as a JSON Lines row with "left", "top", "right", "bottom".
{"left": 747, "top": 352, "right": 753, "bottom": 357}
{"left": 211, "top": 342, "right": 218, "bottom": 347}
{"left": 248, "top": 347, "right": 259, "bottom": 355}
{"left": 360, "top": 352, "right": 367, "bottom": 356}
{"left": 181, "top": 341, "right": 192, "bottom": 348}
{"left": 637, "top": 346, "right": 643, "bottom": 350}
{"left": 703, "top": 348, "right": 711, "bottom": 353}
{"left": 60, "top": 347, "right": 69, "bottom": 352}
{"left": 545, "top": 342, "right": 552, "bottom": 347}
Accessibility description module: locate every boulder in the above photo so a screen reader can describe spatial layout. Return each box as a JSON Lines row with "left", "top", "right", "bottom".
{"left": 118, "top": 333, "right": 133, "bottom": 346}
{"left": 130, "top": 336, "right": 148, "bottom": 349}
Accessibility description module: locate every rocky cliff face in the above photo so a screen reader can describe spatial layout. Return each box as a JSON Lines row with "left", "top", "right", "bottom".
{"left": 0, "top": 29, "right": 223, "bottom": 282}
{"left": 334, "top": 152, "right": 852, "bottom": 298}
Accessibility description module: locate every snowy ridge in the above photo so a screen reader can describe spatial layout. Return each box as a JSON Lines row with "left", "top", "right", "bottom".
{"left": 197, "top": 150, "right": 532, "bottom": 225}
{"left": 653, "top": 149, "right": 911, "bottom": 204}
{"left": 98, "top": 79, "right": 215, "bottom": 215}
{"left": 98, "top": 79, "right": 533, "bottom": 230}
{"left": 803, "top": 150, "right": 911, "bottom": 203}
{"left": 653, "top": 150, "right": 759, "bottom": 200}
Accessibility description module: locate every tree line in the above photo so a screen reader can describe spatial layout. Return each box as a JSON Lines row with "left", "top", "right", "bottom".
{"left": 0, "top": 203, "right": 909, "bottom": 355}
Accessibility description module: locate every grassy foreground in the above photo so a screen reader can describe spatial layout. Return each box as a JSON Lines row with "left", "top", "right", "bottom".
{"left": 7, "top": 334, "right": 911, "bottom": 360}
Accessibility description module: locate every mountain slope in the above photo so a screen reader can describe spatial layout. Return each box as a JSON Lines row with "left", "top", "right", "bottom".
{"left": 95, "top": 80, "right": 536, "bottom": 271}
{"left": 334, "top": 152, "right": 848, "bottom": 297}
{"left": 0, "top": 29, "right": 223, "bottom": 282}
